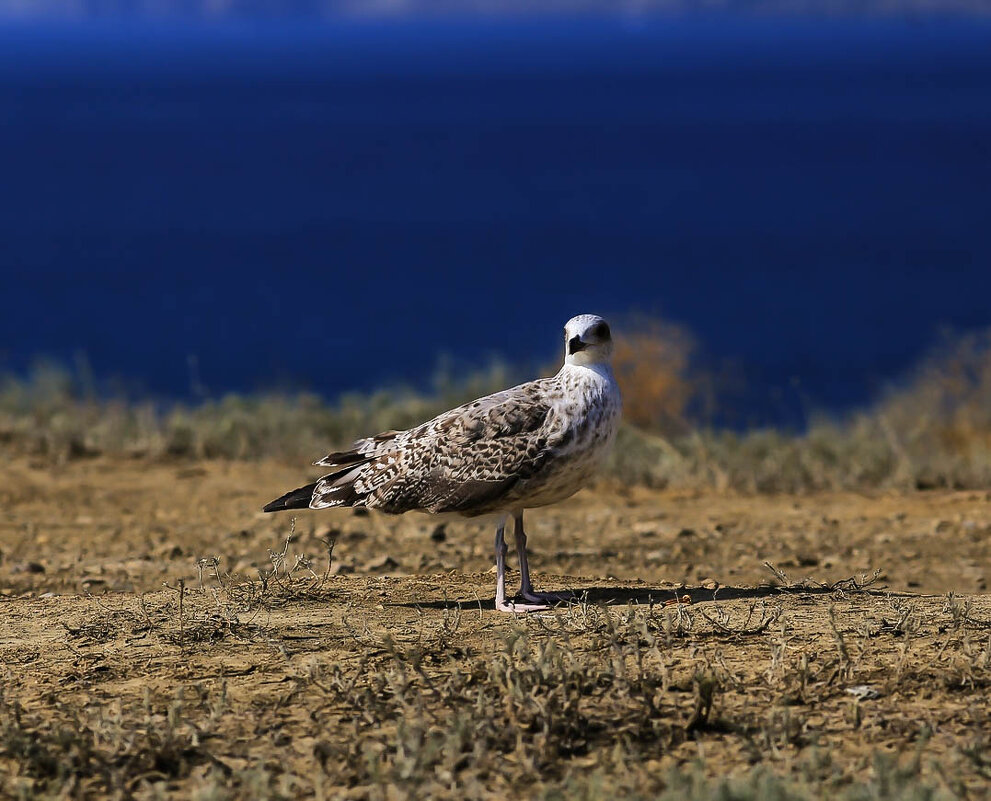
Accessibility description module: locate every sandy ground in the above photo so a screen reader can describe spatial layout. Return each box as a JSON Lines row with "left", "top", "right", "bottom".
{"left": 2, "top": 458, "right": 991, "bottom": 798}
{"left": 3, "top": 458, "right": 990, "bottom": 598}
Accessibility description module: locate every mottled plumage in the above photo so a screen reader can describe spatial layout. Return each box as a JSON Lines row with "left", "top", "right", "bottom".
{"left": 264, "top": 313, "right": 622, "bottom": 613}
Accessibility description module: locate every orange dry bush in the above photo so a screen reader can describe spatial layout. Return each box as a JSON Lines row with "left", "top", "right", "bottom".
{"left": 877, "top": 327, "right": 991, "bottom": 460}
{"left": 612, "top": 317, "right": 696, "bottom": 435}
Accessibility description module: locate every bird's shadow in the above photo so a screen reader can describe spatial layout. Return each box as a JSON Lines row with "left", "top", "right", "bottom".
{"left": 392, "top": 582, "right": 858, "bottom": 612}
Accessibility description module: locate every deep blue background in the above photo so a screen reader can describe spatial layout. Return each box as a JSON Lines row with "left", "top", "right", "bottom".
{"left": 2, "top": 18, "right": 990, "bottom": 426}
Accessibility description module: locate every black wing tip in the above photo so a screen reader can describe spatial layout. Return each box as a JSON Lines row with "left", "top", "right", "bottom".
{"left": 262, "top": 482, "right": 317, "bottom": 513}
{"left": 313, "top": 449, "right": 364, "bottom": 467}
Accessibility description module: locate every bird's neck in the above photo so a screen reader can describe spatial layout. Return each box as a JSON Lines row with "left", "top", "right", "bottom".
{"left": 560, "top": 361, "right": 616, "bottom": 384}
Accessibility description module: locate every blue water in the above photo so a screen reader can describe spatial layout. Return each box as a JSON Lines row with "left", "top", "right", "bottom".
{"left": 2, "top": 18, "right": 990, "bottom": 426}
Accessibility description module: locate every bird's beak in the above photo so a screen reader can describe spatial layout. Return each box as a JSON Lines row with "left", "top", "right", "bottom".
{"left": 568, "top": 335, "right": 588, "bottom": 355}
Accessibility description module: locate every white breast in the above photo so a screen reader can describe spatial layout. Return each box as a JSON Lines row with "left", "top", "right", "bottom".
{"left": 512, "top": 363, "right": 622, "bottom": 509}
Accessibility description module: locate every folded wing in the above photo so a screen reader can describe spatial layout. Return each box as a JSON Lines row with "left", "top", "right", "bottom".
{"left": 299, "top": 380, "right": 562, "bottom": 516}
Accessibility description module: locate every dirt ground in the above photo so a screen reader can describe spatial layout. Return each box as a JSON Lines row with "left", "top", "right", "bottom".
{"left": 2, "top": 457, "right": 991, "bottom": 799}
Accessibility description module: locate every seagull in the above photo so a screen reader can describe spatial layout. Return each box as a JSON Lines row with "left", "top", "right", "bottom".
{"left": 263, "top": 314, "right": 622, "bottom": 612}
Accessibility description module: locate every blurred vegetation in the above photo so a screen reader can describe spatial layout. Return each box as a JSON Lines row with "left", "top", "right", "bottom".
{"left": 0, "top": 358, "right": 518, "bottom": 466}
{"left": 3, "top": 322, "right": 991, "bottom": 493}
{"left": 606, "top": 324, "right": 991, "bottom": 492}
{"left": 611, "top": 315, "right": 699, "bottom": 436}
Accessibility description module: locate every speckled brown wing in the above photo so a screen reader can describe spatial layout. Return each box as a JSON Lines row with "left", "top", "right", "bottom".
{"left": 308, "top": 378, "right": 565, "bottom": 515}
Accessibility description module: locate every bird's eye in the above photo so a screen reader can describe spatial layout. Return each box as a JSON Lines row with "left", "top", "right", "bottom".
{"left": 590, "top": 322, "right": 610, "bottom": 340}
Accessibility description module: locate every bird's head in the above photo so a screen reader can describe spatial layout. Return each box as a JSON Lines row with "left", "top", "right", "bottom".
{"left": 563, "top": 314, "right": 614, "bottom": 367}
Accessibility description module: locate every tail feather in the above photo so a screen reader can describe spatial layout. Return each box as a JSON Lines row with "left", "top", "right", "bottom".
{"left": 313, "top": 430, "right": 402, "bottom": 467}
{"left": 263, "top": 482, "right": 317, "bottom": 513}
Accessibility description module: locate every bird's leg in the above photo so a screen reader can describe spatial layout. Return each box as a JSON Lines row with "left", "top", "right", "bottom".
{"left": 513, "top": 510, "right": 539, "bottom": 599}
{"left": 493, "top": 518, "right": 509, "bottom": 609}
{"left": 513, "top": 510, "right": 573, "bottom": 606}
{"left": 494, "top": 515, "right": 549, "bottom": 614}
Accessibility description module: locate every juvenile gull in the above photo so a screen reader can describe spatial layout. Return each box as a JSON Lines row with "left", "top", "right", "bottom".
{"left": 263, "top": 314, "right": 622, "bottom": 612}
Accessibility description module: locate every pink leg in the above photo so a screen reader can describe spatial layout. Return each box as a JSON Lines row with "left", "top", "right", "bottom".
{"left": 494, "top": 515, "right": 549, "bottom": 613}
{"left": 513, "top": 511, "right": 573, "bottom": 606}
